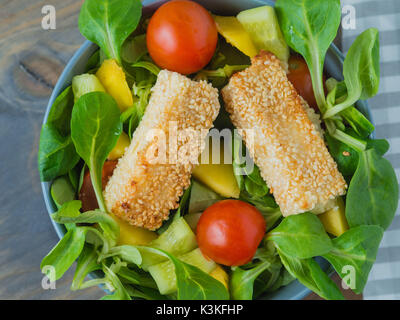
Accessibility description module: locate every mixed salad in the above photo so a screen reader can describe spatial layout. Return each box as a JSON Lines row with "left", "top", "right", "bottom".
{"left": 38, "top": 0, "right": 399, "bottom": 300}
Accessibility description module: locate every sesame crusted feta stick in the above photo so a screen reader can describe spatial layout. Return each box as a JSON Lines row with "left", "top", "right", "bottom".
{"left": 222, "top": 51, "right": 347, "bottom": 216}
{"left": 104, "top": 70, "right": 220, "bottom": 230}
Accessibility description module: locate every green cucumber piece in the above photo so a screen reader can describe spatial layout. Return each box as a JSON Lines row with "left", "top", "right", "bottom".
{"left": 237, "top": 6, "right": 289, "bottom": 62}
{"left": 188, "top": 180, "right": 222, "bottom": 214}
{"left": 140, "top": 217, "right": 197, "bottom": 270}
{"left": 51, "top": 176, "right": 76, "bottom": 209}
{"left": 72, "top": 74, "right": 105, "bottom": 102}
{"left": 149, "top": 248, "right": 216, "bottom": 295}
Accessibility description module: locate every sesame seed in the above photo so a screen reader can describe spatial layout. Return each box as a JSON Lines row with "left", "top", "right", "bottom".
{"left": 104, "top": 70, "right": 220, "bottom": 230}
{"left": 221, "top": 51, "right": 347, "bottom": 216}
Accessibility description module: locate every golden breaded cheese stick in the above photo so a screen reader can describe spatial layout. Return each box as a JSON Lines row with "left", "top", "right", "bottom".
{"left": 222, "top": 51, "right": 347, "bottom": 216}
{"left": 104, "top": 70, "right": 220, "bottom": 230}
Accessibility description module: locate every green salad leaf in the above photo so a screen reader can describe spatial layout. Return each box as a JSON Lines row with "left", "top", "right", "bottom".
{"left": 275, "top": 0, "right": 341, "bottom": 112}
{"left": 122, "top": 34, "right": 147, "bottom": 64}
{"left": 232, "top": 131, "right": 245, "bottom": 191}
{"left": 117, "top": 266, "right": 158, "bottom": 289}
{"left": 244, "top": 178, "right": 268, "bottom": 198}
{"left": 277, "top": 248, "right": 344, "bottom": 300}
{"left": 51, "top": 199, "right": 81, "bottom": 219}
{"left": 325, "top": 132, "right": 359, "bottom": 177}
{"left": 124, "top": 286, "right": 168, "bottom": 300}
{"left": 85, "top": 50, "right": 101, "bottom": 73}
{"left": 51, "top": 198, "right": 81, "bottom": 231}
{"left": 322, "top": 225, "right": 383, "bottom": 294}
{"left": 230, "top": 243, "right": 285, "bottom": 300}
{"left": 41, "top": 227, "right": 87, "bottom": 281}
{"left": 367, "top": 139, "right": 390, "bottom": 156}
{"left": 232, "top": 134, "right": 281, "bottom": 229}
{"left": 346, "top": 148, "right": 399, "bottom": 230}
{"left": 124, "top": 77, "right": 155, "bottom": 138}
{"left": 52, "top": 201, "right": 120, "bottom": 246}
{"left": 324, "top": 28, "right": 380, "bottom": 118}
{"left": 101, "top": 264, "right": 132, "bottom": 300}
{"left": 68, "top": 164, "right": 81, "bottom": 192}
{"left": 45, "top": 86, "right": 75, "bottom": 135}
{"left": 230, "top": 260, "right": 271, "bottom": 300}
{"left": 325, "top": 78, "right": 375, "bottom": 138}
{"left": 155, "top": 186, "right": 192, "bottom": 235}
{"left": 196, "top": 64, "right": 248, "bottom": 79}
{"left": 243, "top": 165, "right": 267, "bottom": 189}
{"left": 78, "top": 0, "right": 142, "bottom": 64}
{"left": 174, "top": 261, "right": 229, "bottom": 300}
{"left": 99, "top": 245, "right": 142, "bottom": 265}
{"left": 257, "top": 268, "right": 294, "bottom": 295}
{"left": 71, "top": 244, "right": 102, "bottom": 291}
{"left": 326, "top": 129, "right": 390, "bottom": 178}
{"left": 71, "top": 92, "right": 122, "bottom": 212}
{"left": 141, "top": 247, "right": 229, "bottom": 300}
{"left": 188, "top": 180, "right": 222, "bottom": 214}
{"left": 131, "top": 61, "right": 161, "bottom": 76}
{"left": 38, "top": 87, "right": 80, "bottom": 181}
{"left": 240, "top": 191, "right": 281, "bottom": 230}
{"left": 268, "top": 213, "right": 333, "bottom": 259}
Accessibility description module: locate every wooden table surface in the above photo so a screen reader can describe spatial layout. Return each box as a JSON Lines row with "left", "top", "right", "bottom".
{"left": 0, "top": 0, "right": 361, "bottom": 300}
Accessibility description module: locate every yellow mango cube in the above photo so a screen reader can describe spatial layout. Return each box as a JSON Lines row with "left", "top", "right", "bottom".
{"left": 108, "top": 131, "right": 130, "bottom": 160}
{"left": 213, "top": 15, "right": 258, "bottom": 58}
{"left": 112, "top": 214, "right": 158, "bottom": 246}
{"left": 96, "top": 59, "right": 133, "bottom": 111}
{"left": 192, "top": 143, "right": 240, "bottom": 199}
{"left": 318, "top": 197, "right": 349, "bottom": 237}
{"left": 210, "top": 265, "right": 229, "bottom": 290}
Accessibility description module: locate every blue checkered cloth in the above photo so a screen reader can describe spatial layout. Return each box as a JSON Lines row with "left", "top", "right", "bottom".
{"left": 342, "top": 0, "right": 400, "bottom": 300}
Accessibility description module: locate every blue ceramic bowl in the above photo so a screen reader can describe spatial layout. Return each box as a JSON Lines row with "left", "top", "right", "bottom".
{"left": 41, "top": 0, "right": 373, "bottom": 300}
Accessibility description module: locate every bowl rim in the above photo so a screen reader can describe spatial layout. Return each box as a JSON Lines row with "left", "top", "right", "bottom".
{"left": 40, "top": 0, "right": 374, "bottom": 300}
{"left": 41, "top": 40, "right": 96, "bottom": 240}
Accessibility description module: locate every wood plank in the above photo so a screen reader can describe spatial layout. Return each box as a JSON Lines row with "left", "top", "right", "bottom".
{"left": 0, "top": 0, "right": 102, "bottom": 300}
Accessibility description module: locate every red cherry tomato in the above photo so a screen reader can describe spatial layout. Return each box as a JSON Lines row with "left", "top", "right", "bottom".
{"left": 146, "top": 0, "right": 218, "bottom": 74}
{"left": 79, "top": 160, "right": 118, "bottom": 212}
{"left": 196, "top": 200, "right": 266, "bottom": 266}
{"left": 287, "top": 55, "right": 325, "bottom": 112}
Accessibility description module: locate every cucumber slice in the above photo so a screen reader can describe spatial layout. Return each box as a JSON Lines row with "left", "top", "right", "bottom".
{"left": 237, "top": 6, "right": 289, "bottom": 63}
{"left": 51, "top": 176, "right": 76, "bottom": 209}
{"left": 188, "top": 180, "right": 222, "bottom": 214}
{"left": 149, "top": 248, "right": 216, "bottom": 295}
{"left": 72, "top": 74, "right": 105, "bottom": 102}
{"left": 140, "top": 217, "right": 197, "bottom": 270}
